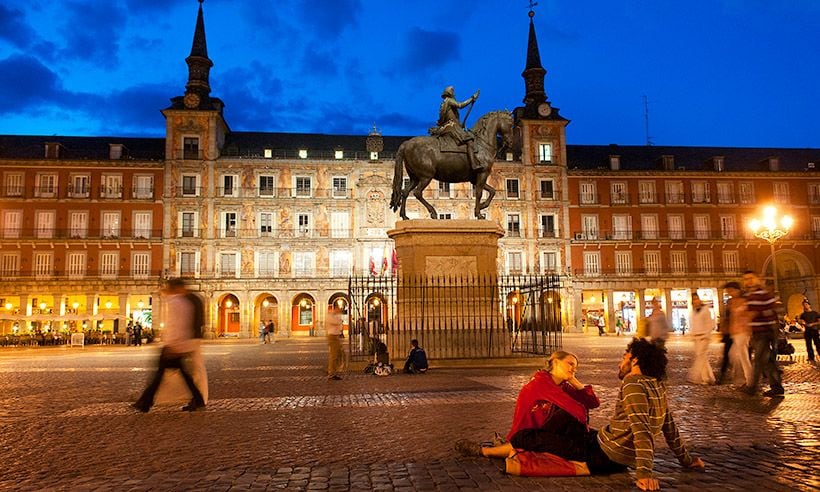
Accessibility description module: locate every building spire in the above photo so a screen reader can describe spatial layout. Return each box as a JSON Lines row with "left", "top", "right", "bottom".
{"left": 183, "top": 0, "right": 213, "bottom": 108}
{"left": 522, "top": 8, "right": 547, "bottom": 107}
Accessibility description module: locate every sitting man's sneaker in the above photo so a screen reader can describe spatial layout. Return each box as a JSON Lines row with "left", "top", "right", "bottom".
{"left": 454, "top": 439, "right": 482, "bottom": 457}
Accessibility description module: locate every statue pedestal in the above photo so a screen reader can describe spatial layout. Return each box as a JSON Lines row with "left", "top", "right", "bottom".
{"left": 386, "top": 219, "right": 510, "bottom": 358}
{"left": 387, "top": 219, "right": 504, "bottom": 278}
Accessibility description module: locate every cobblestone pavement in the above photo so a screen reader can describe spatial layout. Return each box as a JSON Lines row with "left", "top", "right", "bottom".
{"left": 0, "top": 333, "right": 817, "bottom": 491}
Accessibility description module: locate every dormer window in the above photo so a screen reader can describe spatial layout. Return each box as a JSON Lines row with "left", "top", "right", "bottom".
{"left": 264, "top": 148, "right": 272, "bottom": 159}
{"left": 609, "top": 155, "right": 621, "bottom": 170}
{"left": 370, "top": 151, "right": 379, "bottom": 161}
{"left": 44, "top": 142, "right": 61, "bottom": 159}
{"left": 334, "top": 150, "right": 344, "bottom": 159}
{"left": 109, "top": 144, "right": 124, "bottom": 160}
{"left": 662, "top": 155, "right": 675, "bottom": 170}
{"left": 298, "top": 149, "right": 308, "bottom": 159}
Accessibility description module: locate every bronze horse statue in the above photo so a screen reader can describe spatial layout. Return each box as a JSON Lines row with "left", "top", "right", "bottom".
{"left": 389, "top": 110, "right": 514, "bottom": 220}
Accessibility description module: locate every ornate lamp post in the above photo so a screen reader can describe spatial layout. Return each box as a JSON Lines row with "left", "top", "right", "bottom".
{"left": 748, "top": 205, "right": 793, "bottom": 295}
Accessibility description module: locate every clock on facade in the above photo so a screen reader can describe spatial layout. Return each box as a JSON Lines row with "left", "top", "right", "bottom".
{"left": 537, "top": 102, "right": 552, "bottom": 117}
{"left": 184, "top": 93, "right": 201, "bottom": 109}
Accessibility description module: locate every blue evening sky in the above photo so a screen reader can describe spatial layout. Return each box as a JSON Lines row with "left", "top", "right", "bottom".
{"left": 0, "top": 0, "right": 818, "bottom": 147}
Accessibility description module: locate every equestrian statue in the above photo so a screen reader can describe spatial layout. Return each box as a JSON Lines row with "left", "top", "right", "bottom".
{"left": 389, "top": 86, "right": 514, "bottom": 220}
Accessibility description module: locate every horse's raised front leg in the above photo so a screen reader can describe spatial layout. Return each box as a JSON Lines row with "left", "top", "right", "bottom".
{"left": 413, "top": 177, "right": 438, "bottom": 219}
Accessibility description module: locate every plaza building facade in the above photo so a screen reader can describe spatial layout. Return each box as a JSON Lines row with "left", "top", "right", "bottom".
{"left": 1, "top": 4, "right": 818, "bottom": 339}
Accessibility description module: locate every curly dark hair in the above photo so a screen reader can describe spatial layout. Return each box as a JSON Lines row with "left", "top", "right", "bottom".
{"left": 627, "top": 338, "right": 668, "bottom": 380}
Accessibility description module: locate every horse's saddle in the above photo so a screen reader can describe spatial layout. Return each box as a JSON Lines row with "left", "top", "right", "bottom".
{"left": 427, "top": 127, "right": 475, "bottom": 155}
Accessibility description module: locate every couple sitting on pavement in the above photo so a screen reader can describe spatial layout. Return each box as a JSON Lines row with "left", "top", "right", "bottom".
{"left": 456, "top": 338, "right": 705, "bottom": 491}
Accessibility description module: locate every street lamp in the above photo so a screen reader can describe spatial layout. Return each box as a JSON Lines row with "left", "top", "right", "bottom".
{"left": 748, "top": 205, "right": 793, "bottom": 295}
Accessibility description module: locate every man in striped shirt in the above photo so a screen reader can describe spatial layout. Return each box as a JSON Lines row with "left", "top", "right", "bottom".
{"left": 598, "top": 339, "right": 705, "bottom": 490}
{"left": 741, "top": 271, "right": 785, "bottom": 396}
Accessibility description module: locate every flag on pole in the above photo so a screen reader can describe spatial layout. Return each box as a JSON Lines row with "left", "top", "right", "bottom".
{"left": 391, "top": 248, "right": 398, "bottom": 275}
{"left": 369, "top": 256, "right": 377, "bottom": 276}
{"left": 381, "top": 246, "right": 389, "bottom": 275}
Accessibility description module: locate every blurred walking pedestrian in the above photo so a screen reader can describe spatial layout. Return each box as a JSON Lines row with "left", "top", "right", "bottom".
{"left": 326, "top": 305, "right": 345, "bottom": 380}
{"left": 132, "top": 278, "right": 206, "bottom": 412}
{"left": 742, "top": 271, "right": 785, "bottom": 396}
{"left": 646, "top": 297, "right": 670, "bottom": 348}
{"left": 725, "top": 282, "right": 754, "bottom": 389}
{"left": 687, "top": 293, "right": 715, "bottom": 385}
{"left": 716, "top": 284, "right": 735, "bottom": 384}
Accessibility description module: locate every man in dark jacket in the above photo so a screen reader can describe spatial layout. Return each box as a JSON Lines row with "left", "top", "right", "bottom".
{"left": 403, "top": 339, "right": 428, "bottom": 374}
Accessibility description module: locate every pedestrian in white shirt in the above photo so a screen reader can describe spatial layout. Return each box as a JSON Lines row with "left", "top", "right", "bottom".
{"left": 687, "top": 294, "right": 716, "bottom": 385}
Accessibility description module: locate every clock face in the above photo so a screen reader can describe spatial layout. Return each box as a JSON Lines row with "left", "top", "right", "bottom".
{"left": 537, "top": 103, "right": 552, "bottom": 117}
{"left": 184, "top": 93, "right": 200, "bottom": 109}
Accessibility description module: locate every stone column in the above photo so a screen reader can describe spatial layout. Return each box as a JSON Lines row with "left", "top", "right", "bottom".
{"left": 572, "top": 289, "right": 584, "bottom": 334}
{"left": 635, "top": 288, "right": 646, "bottom": 337}
{"left": 118, "top": 293, "right": 130, "bottom": 334}
{"left": 605, "top": 289, "right": 615, "bottom": 334}
{"left": 663, "top": 289, "right": 673, "bottom": 328}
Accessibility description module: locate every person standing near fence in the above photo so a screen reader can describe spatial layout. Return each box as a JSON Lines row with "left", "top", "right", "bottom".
{"left": 326, "top": 305, "right": 345, "bottom": 380}
{"left": 798, "top": 300, "right": 820, "bottom": 364}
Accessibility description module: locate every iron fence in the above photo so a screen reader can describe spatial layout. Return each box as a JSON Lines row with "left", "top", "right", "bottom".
{"left": 347, "top": 274, "right": 562, "bottom": 361}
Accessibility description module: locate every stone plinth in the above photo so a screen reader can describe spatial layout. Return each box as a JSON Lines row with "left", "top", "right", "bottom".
{"left": 387, "top": 219, "right": 504, "bottom": 278}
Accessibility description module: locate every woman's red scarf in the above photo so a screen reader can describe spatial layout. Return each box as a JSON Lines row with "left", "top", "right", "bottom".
{"left": 506, "top": 370, "right": 598, "bottom": 441}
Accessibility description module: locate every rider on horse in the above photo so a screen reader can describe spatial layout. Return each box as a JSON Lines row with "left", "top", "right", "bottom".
{"left": 431, "top": 86, "right": 483, "bottom": 171}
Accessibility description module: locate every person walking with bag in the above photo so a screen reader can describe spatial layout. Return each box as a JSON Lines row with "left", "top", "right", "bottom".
{"left": 132, "top": 278, "right": 206, "bottom": 412}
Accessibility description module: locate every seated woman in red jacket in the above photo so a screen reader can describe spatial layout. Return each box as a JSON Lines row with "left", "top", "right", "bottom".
{"left": 456, "top": 350, "right": 619, "bottom": 474}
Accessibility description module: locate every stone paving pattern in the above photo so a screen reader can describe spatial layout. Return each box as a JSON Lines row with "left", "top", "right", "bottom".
{"left": 0, "top": 334, "right": 817, "bottom": 491}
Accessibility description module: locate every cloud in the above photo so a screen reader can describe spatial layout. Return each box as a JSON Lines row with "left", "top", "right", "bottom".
{"left": 0, "top": 4, "right": 37, "bottom": 49}
{"left": 99, "top": 83, "right": 173, "bottom": 134}
{"left": 399, "top": 27, "right": 461, "bottom": 73}
{"left": 0, "top": 55, "right": 66, "bottom": 113}
{"left": 294, "top": 0, "right": 362, "bottom": 39}
{"left": 299, "top": 41, "right": 339, "bottom": 78}
{"left": 58, "top": 1, "right": 127, "bottom": 62}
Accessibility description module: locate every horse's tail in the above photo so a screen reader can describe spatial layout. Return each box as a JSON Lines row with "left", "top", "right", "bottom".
{"left": 389, "top": 144, "right": 405, "bottom": 212}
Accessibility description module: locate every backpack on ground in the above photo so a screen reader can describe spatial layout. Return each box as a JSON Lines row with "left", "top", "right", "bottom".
{"left": 185, "top": 292, "right": 205, "bottom": 339}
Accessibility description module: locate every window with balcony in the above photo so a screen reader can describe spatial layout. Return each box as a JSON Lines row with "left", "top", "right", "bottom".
{"left": 539, "top": 179, "right": 554, "bottom": 199}
{"left": 809, "top": 183, "right": 820, "bottom": 205}
{"left": 539, "top": 214, "right": 556, "bottom": 238}
{"left": 69, "top": 175, "right": 90, "bottom": 198}
{"left": 506, "top": 214, "right": 521, "bottom": 237}
{"left": 132, "top": 252, "right": 150, "bottom": 278}
{"left": 640, "top": 214, "right": 659, "bottom": 240}
{"left": 538, "top": 143, "right": 552, "bottom": 163}
{"left": 438, "top": 213, "right": 452, "bottom": 219}
{"left": 611, "top": 182, "right": 628, "bottom": 205}
{"left": 812, "top": 216, "right": 820, "bottom": 239}
{"left": 615, "top": 251, "right": 632, "bottom": 276}
{"left": 181, "top": 212, "right": 197, "bottom": 238}
{"left": 330, "top": 211, "right": 349, "bottom": 238}
{"left": 332, "top": 177, "right": 348, "bottom": 198}
{"left": 3, "top": 173, "right": 23, "bottom": 197}
{"left": 295, "top": 177, "right": 312, "bottom": 197}
{"left": 1, "top": 253, "right": 19, "bottom": 278}
{"left": 697, "top": 251, "right": 713, "bottom": 274}
{"left": 506, "top": 179, "right": 520, "bottom": 199}
{"left": 506, "top": 251, "right": 523, "bottom": 274}
{"left": 720, "top": 215, "right": 736, "bottom": 240}
{"left": 330, "top": 250, "right": 352, "bottom": 277}
{"left": 222, "top": 212, "right": 238, "bottom": 238}
{"left": 644, "top": 251, "right": 661, "bottom": 276}
{"left": 100, "top": 252, "right": 118, "bottom": 278}
{"left": 738, "top": 182, "right": 755, "bottom": 204}
{"left": 694, "top": 215, "right": 710, "bottom": 239}
{"left": 180, "top": 252, "right": 197, "bottom": 276}
{"left": 36, "top": 211, "right": 55, "bottom": 239}
{"left": 722, "top": 251, "right": 739, "bottom": 274}
{"left": 67, "top": 212, "right": 87, "bottom": 239}
{"left": 583, "top": 252, "right": 600, "bottom": 275}
{"left": 581, "top": 215, "right": 599, "bottom": 240}
{"left": 257, "top": 251, "right": 278, "bottom": 277}
{"left": 133, "top": 175, "right": 153, "bottom": 199}
{"left": 259, "top": 212, "right": 274, "bottom": 237}
{"left": 35, "top": 173, "right": 57, "bottom": 198}
{"left": 297, "top": 213, "right": 310, "bottom": 237}
{"left": 67, "top": 252, "right": 86, "bottom": 279}
{"left": 580, "top": 182, "right": 597, "bottom": 204}
{"left": 665, "top": 181, "right": 684, "bottom": 204}
{"left": 133, "top": 212, "right": 152, "bottom": 239}
{"left": 667, "top": 215, "right": 684, "bottom": 240}
{"left": 221, "top": 174, "right": 238, "bottom": 197}
{"left": 220, "top": 252, "right": 238, "bottom": 278}
{"left": 691, "top": 182, "right": 710, "bottom": 203}
{"left": 34, "top": 252, "right": 53, "bottom": 279}
{"left": 670, "top": 251, "right": 687, "bottom": 275}
{"left": 181, "top": 175, "right": 198, "bottom": 196}
{"left": 612, "top": 214, "right": 632, "bottom": 240}
{"left": 293, "top": 252, "right": 315, "bottom": 276}
{"left": 716, "top": 182, "right": 734, "bottom": 204}
{"left": 638, "top": 181, "right": 657, "bottom": 204}
{"left": 102, "top": 212, "right": 121, "bottom": 238}
{"left": 437, "top": 181, "right": 452, "bottom": 198}
{"left": 101, "top": 174, "right": 123, "bottom": 198}
{"left": 259, "top": 175, "right": 276, "bottom": 197}
{"left": 541, "top": 251, "right": 557, "bottom": 273}
{"left": 773, "top": 182, "right": 790, "bottom": 204}
{"left": 183, "top": 136, "right": 199, "bottom": 159}
{"left": 2, "top": 210, "right": 21, "bottom": 239}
